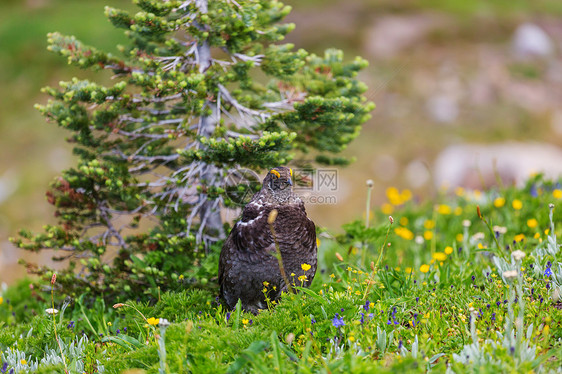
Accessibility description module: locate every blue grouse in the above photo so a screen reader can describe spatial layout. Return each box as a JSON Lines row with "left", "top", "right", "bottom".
{"left": 218, "top": 166, "right": 317, "bottom": 314}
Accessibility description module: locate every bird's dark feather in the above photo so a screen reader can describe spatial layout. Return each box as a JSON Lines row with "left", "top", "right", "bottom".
{"left": 218, "top": 167, "right": 317, "bottom": 314}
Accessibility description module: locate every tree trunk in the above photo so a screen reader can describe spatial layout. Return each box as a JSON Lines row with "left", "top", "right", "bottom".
{"left": 195, "top": 0, "right": 224, "bottom": 243}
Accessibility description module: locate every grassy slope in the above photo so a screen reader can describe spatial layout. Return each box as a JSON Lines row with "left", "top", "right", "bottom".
{"left": 1, "top": 176, "right": 561, "bottom": 372}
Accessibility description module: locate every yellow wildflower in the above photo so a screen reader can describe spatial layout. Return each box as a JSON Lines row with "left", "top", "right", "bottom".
{"left": 420, "top": 264, "right": 430, "bottom": 273}
{"left": 437, "top": 204, "right": 451, "bottom": 215}
{"left": 527, "top": 218, "right": 538, "bottom": 228}
{"left": 386, "top": 187, "right": 401, "bottom": 205}
{"left": 432, "top": 252, "right": 447, "bottom": 261}
{"left": 456, "top": 233, "right": 463, "bottom": 242}
{"left": 386, "top": 187, "right": 412, "bottom": 206}
{"left": 553, "top": 189, "right": 562, "bottom": 199}
{"left": 0, "top": 296, "right": 3, "bottom": 305}
{"left": 444, "top": 246, "right": 453, "bottom": 255}
{"left": 399, "top": 217, "right": 409, "bottom": 225}
{"left": 316, "top": 238, "right": 321, "bottom": 248}
{"left": 301, "top": 263, "right": 311, "bottom": 271}
{"left": 512, "top": 199, "right": 523, "bottom": 210}
{"left": 514, "top": 234, "right": 525, "bottom": 242}
{"left": 21, "top": 359, "right": 27, "bottom": 365}
{"left": 493, "top": 197, "right": 505, "bottom": 208}
{"left": 454, "top": 206, "right": 463, "bottom": 215}
{"left": 455, "top": 187, "right": 465, "bottom": 196}
{"left": 298, "top": 275, "right": 308, "bottom": 282}
{"left": 401, "top": 189, "right": 412, "bottom": 202}
{"left": 394, "top": 227, "right": 414, "bottom": 240}
{"left": 147, "top": 317, "right": 160, "bottom": 326}
{"left": 424, "top": 220, "right": 435, "bottom": 229}
{"left": 423, "top": 231, "right": 433, "bottom": 240}
{"left": 381, "top": 203, "right": 394, "bottom": 215}
{"left": 534, "top": 232, "right": 540, "bottom": 239}
{"left": 242, "top": 319, "right": 249, "bottom": 325}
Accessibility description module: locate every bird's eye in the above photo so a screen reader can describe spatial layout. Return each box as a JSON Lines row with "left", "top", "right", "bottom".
{"left": 270, "top": 169, "right": 281, "bottom": 179}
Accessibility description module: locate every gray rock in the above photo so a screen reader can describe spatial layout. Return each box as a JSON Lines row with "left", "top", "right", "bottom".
{"left": 434, "top": 142, "right": 562, "bottom": 189}
{"left": 512, "top": 23, "right": 554, "bottom": 58}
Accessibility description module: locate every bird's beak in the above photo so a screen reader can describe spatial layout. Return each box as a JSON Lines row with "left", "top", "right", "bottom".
{"left": 287, "top": 177, "right": 293, "bottom": 186}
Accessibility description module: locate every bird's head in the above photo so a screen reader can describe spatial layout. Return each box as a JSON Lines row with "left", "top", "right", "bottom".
{"left": 263, "top": 167, "right": 294, "bottom": 202}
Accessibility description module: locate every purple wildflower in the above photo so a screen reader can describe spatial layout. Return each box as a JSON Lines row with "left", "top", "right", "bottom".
{"left": 530, "top": 185, "right": 538, "bottom": 197}
{"left": 332, "top": 313, "right": 345, "bottom": 328}
{"left": 363, "top": 300, "right": 370, "bottom": 312}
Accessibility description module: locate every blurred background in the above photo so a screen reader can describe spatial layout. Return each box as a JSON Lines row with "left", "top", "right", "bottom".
{"left": 1, "top": 0, "right": 562, "bottom": 284}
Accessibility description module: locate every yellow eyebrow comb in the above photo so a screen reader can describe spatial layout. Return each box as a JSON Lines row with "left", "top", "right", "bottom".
{"left": 270, "top": 169, "right": 281, "bottom": 178}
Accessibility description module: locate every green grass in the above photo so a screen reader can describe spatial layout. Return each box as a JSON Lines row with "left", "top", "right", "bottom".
{"left": 1, "top": 175, "right": 562, "bottom": 372}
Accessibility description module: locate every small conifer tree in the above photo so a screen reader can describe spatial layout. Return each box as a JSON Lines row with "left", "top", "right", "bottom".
{"left": 12, "top": 0, "right": 374, "bottom": 299}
